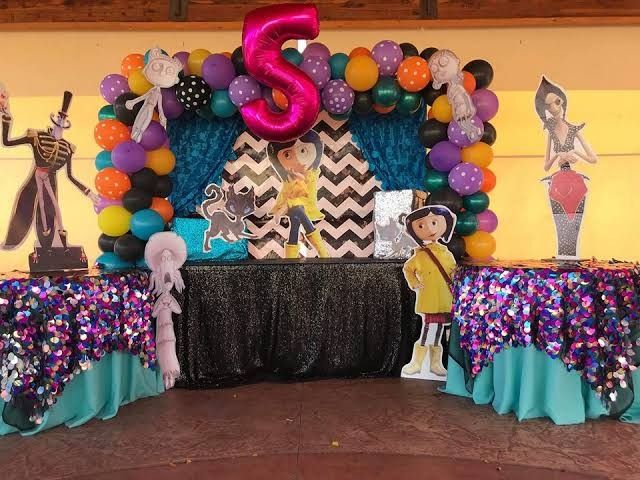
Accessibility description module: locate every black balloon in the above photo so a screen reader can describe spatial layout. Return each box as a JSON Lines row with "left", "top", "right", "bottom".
{"left": 176, "top": 75, "right": 211, "bottom": 111}
{"left": 400, "top": 43, "right": 419, "bottom": 58}
{"left": 131, "top": 168, "right": 159, "bottom": 193}
{"left": 114, "top": 234, "right": 146, "bottom": 261}
{"left": 123, "top": 188, "right": 153, "bottom": 213}
{"left": 427, "top": 187, "right": 463, "bottom": 213}
{"left": 420, "top": 47, "right": 438, "bottom": 61}
{"left": 353, "top": 91, "right": 374, "bottom": 115}
{"left": 98, "top": 234, "right": 119, "bottom": 253}
{"left": 424, "top": 152, "right": 433, "bottom": 169}
{"left": 463, "top": 59, "right": 494, "bottom": 89}
{"left": 113, "top": 92, "right": 141, "bottom": 126}
{"left": 231, "top": 47, "right": 246, "bottom": 75}
{"left": 447, "top": 235, "right": 466, "bottom": 260}
{"left": 419, "top": 119, "right": 448, "bottom": 149}
{"left": 155, "top": 175, "right": 173, "bottom": 198}
{"left": 482, "top": 121, "right": 497, "bottom": 146}
{"left": 421, "top": 82, "right": 447, "bottom": 106}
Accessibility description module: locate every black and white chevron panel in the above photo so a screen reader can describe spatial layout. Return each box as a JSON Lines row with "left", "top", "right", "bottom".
{"left": 222, "top": 111, "right": 381, "bottom": 259}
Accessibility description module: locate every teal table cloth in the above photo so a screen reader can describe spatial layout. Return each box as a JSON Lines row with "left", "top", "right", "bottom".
{"left": 1, "top": 352, "right": 163, "bottom": 435}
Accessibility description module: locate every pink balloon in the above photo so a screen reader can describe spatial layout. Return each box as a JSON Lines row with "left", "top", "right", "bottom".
{"left": 476, "top": 209, "right": 498, "bottom": 233}
{"left": 241, "top": 4, "right": 320, "bottom": 142}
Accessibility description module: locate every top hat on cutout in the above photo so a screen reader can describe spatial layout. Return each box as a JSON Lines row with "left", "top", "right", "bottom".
{"left": 50, "top": 91, "right": 73, "bottom": 129}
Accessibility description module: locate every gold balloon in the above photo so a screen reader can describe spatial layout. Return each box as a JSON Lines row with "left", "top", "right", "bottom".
{"left": 188, "top": 49, "right": 212, "bottom": 77}
{"left": 128, "top": 69, "right": 153, "bottom": 95}
{"left": 431, "top": 95, "right": 453, "bottom": 123}
{"left": 98, "top": 206, "right": 131, "bottom": 237}
{"left": 464, "top": 231, "right": 496, "bottom": 259}
{"left": 146, "top": 148, "right": 176, "bottom": 176}
{"left": 461, "top": 142, "right": 494, "bottom": 168}
{"left": 345, "top": 56, "right": 379, "bottom": 92}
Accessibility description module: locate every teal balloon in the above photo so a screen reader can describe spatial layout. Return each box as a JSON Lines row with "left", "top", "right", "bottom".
{"left": 329, "top": 53, "right": 349, "bottom": 80}
{"left": 135, "top": 257, "right": 149, "bottom": 270}
{"left": 372, "top": 77, "right": 401, "bottom": 107}
{"left": 329, "top": 109, "right": 352, "bottom": 121}
{"left": 396, "top": 91, "right": 423, "bottom": 115}
{"left": 282, "top": 48, "right": 303, "bottom": 66}
{"left": 196, "top": 107, "right": 216, "bottom": 121}
{"left": 98, "top": 105, "right": 116, "bottom": 121}
{"left": 210, "top": 90, "right": 238, "bottom": 118}
{"left": 462, "top": 191, "right": 490, "bottom": 213}
{"left": 144, "top": 48, "right": 168, "bottom": 65}
{"left": 95, "top": 150, "right": 113, "bottom": 171}
{"left": 96, "top": 252, "right": 134, "bottom": 271}
{"left": 455, "top": 211, "right": 478, "bottom": 236}
{"left": 424, "top": 168, "right": 448, "bottom": 192}
{"left": 130, "top": 209, "right": 164, "bottom": 241}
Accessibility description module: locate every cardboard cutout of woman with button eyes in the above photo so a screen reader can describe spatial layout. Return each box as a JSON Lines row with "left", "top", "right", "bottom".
{"left": 401, "top": 205, "right": 457, "bottom": 381}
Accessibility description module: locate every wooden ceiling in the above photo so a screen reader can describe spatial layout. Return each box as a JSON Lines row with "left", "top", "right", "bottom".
{"left": 1, "top": 0, "right": 639, "bottom": 27}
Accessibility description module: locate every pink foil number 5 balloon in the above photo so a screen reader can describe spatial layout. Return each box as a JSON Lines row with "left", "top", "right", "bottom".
{"left": 241, "top": 3, "right": 320, "bottom": 142}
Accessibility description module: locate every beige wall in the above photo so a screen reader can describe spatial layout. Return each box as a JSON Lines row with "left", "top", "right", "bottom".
{"left": 1, "top": 26, "right": 639, "bottom": 271}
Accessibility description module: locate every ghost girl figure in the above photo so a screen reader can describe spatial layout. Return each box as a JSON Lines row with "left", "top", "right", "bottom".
{"left": 145, "top": 231, "right": 187, "bottom": 390}
{"left": 267, "top": 130, "right": 329, "bottom": 259}
{"left": 428, "top": 49, "right": 481, "bottom": 142}
{"left": 401, "top": 206, "right": 457, "bottom": 379}
{"left": 126, "top": 48, "right": 182, "bottom": 142}
{"left": 535, "top": 76, "right": 597, "bottom": 260}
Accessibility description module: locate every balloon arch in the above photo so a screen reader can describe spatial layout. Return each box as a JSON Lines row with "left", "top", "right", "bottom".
{"left": 93, "top": 5, "right": 498, "bottom": 266}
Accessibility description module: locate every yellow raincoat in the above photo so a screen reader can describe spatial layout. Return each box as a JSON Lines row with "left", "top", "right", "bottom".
{"left": 271, "top": 169, "right": 324, "bottom": 221}
{"left": 403, "top": 242, "right": 456, "bottom": 314}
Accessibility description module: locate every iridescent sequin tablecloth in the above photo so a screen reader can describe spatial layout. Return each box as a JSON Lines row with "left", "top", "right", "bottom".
{"left": 448, "top": 260, "right": 640, "bottom": 419}
{"left": 0, "top": 269, "right": 157, "bottom": 432}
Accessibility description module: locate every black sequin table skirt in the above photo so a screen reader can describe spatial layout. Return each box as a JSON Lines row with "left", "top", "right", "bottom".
{"left": 174, "top": 259, "right": 423, "bottom": 388}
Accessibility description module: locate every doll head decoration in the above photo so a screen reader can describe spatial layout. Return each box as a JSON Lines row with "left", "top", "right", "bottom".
{"left": 267, "top": 129, "right": 323, "bottom": 180}
{"left": 534, "top": 76, "right": 568, "bottom": 126}
{"left": 428, "top": 50, "right": 481, "bottom": 143}
{"left": 0, "top": 82, "right": 9, "bottom": 114}
{"left": 404, "top": 205, "right": 457, "bottom": 247}
{"left": 143, "top": 48, "right": 182, "bottom": 88}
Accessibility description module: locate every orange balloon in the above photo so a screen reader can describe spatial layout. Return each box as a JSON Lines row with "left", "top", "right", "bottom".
{"left": 152, "top": 111, "right": 160, "bottom": 121}
{"left": 150, "top": 197, "right": 174, "bottom": 223}
{"left": 121, "top": 53, "right": 144, "bottom": 78}
{"left": 349, "top": 47, "right": 371, "bottom": 59}
{"left": 94, "top": 119, "right": 130, "bottom": 151}
{"left": 221, "top": 52, "right": 232, "bottom": 59}
{"left": 462, "top": 71, "right": 477, "bottom": 94}
{"left": 464, "top": 231, "right": 496, "bottom": 259}
{"left": 272, "top": 88, "right": 288, "bottom": 110}
{"left": 397, "top": 56, "right": 431, "bottom": 92}
{"left": 373, "top": 104, "right": 395, "bottom": 114}
{"left": 480, "top": 167, "right": 496, "bottom": 192}
{"left": 427, "top": 108, "right": 435, "bottom": 119}
{"left": 345, "top": 55, "right": 379, "bottom": 92}
{"left": 95, "top": 167, "right": 131, "bottom": 200}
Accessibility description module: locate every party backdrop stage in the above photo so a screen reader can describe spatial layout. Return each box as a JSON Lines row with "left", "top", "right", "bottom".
{"left": 173, "top": 259, "right": 442, "bottom": 388}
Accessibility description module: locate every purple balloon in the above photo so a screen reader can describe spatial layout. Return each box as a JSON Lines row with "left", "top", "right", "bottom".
{"left": 448, "top": 162, "right": 483, "bottom": 195}
{"left": 303, "top": 42, "right": 330, "bottom": 61}
{"left": 100, "top": 74, "right": 129, "bottom": 104}
{"left": 228, "top": 75, "right": 262, "bottom": 108}
{"left": 94, "top": 197, "right": 122, "bottom": 214}
{"left": 447, "top": 116, "right": 485, "bottom": 148}
{"left": 202, "top": 54, "right": 236, "bottom": 90}
{"left": 430, "top": 141, "right": 461, "bottom": 172}
{"left": 161, "top": 88, "right": 184, "bottom": 120}
{"left": 471, "top": 89, "right": 499, "bottom": 122}
{"left": 321, "top": 80, "right": 354, "bottom": 115}
{"left": 476, "top": 209, "right": 498, "bottom": 233}
{"left": 139, "top": 121, "right": 168, "bottom": 151}
{"left": 371, "top": 40, "right": 402, "bottom": 76}
{"left": 111, "top": 140, "right": 146, "bottom": 173}
{"left": 173, "top": 51, "right": 190, "bottom": 75}
{"left": 301, "top": 56, "right": 331, "bottom": 89}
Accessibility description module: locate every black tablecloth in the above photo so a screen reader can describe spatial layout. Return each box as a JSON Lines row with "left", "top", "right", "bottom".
{"left": 174, "top": 259, "right": 424, "bottom": 388}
